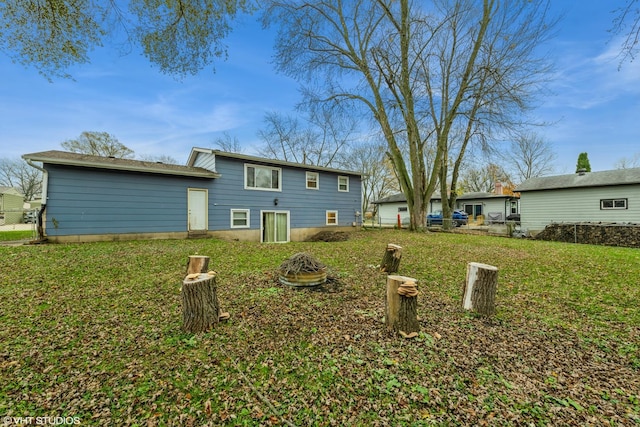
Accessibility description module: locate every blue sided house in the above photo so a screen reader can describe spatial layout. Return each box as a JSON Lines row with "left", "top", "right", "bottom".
{"left": 22, "top": 148, "right": 363, "bottom": 243}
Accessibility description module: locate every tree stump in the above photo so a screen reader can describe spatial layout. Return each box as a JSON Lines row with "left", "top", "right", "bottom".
{"left": 182, "top": 272, "right": 220, "bottom": 333}
{"left": 385, "top": 275, "right": 419, "bottom": 338}
{"left": 462, "top": 262, "right": 499, "bottom": 316}
{"left": 380, "top": 244, "right": 402, "bottom": 273}
{"left": 186, "top": 255, "right": 210, "bottom": 275}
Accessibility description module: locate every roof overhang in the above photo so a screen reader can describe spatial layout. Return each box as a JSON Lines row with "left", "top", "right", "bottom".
{"left": 23, "top": 151, "right": 220, "bottom": 179}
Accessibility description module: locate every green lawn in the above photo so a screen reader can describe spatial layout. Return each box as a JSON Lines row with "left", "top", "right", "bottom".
{"left": 0, "top": 229, "right": 638, "bottom": 425}
{"left": 0, "top": 230, "right": 34, "bottom": 242}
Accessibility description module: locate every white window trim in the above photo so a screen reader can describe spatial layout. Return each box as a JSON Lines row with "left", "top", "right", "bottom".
{"left": 306, "top": 171, "right": 319, "bottom": 190}
{"left": 338, "top": 176, "right": 349, "bottom": 192}
{"left": 600, "top": 198, "right": 627, "bottom": 210}
{"left": 244, "top": 163, "right": 282, "bottom": 192}
{"left": 326, "top": 210, "right": 338, "bottom": 225}
{"left": 230, "top": 209, "right": 250, "bottom": 228}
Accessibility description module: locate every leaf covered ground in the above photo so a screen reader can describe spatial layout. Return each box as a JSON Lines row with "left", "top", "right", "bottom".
{"left": 0, "top": 229, "right": 638, "bottom": 425}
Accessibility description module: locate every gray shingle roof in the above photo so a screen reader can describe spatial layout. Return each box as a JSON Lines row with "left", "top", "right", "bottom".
{"left": 22, "top": 150, "right": 220, "bottom": 178}
{"left": 515, "top": 168, "right": 640, "bottom": 192}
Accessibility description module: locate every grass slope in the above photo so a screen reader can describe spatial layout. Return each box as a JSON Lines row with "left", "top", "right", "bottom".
{"left": 0, "top": 229, "right": 638, "bottom": 425}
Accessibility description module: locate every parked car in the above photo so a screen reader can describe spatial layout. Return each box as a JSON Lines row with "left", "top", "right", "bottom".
{"left": 427, "top": 210, "right": 469, "bottom": 227}
{"left": 23, "top": 210, "right": 38, "bottom": 224}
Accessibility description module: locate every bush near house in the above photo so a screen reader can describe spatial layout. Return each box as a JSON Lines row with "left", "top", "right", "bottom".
{"left": 0, "top": 230, "right": 638, "bottom": 425}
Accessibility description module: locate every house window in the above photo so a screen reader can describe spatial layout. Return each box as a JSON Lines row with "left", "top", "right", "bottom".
{"left": 231, "top": 209, "right": 250, "bottom": 228}
{"left": 326, "top": 210, "right": 338, "bottom": 225}
{"left": 510, "top": 201, "right": 518, "bottom": 214}
{"left": 398, "top": 207, "right": 408, "bottom": 213}
{"left": 338, "top": 176, "right": 349, "bottom": 192}
{"left": 245, "top": 164, "right": 281, "bottom": 191}
{"left": 306, "top": 172, "right": 319, "bottom": 189}
{"left": 600, "top": 198, "right": 627, "bottom": 210}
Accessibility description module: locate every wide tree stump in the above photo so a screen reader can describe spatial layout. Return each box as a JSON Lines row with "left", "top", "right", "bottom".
{"left": 380, "top": 244, "right": 402, "bottom": 273}
{"left": 385, "top": 275, "right": 419, "bottom": 338}
{"left": 186, "top": 255, "right": 210, "bottom": 275}
{"left": 462, "top": 262, "right": 499, "bottom": 316}
{"left": 182, "top": 272, "right": 220, "bottom": 333}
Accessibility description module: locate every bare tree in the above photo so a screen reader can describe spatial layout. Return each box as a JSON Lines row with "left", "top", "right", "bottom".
{"left": 0, "top": 158, "right": 42, "bottom": 201}
{"left": 61, "top": 131, "right": 135, "bottom": 158}
{"left": 611, "top": 0, "right": 640, "bottom": 66}
{"left": 501, "top": 132, "right": 555, "bottom": 183}
{"left": 257, "top": 106, "right": 355, "bottom": 168}
{"left": 265, "top": 0, "right": 556, "bottom": 230}
{"left": 459, "top": 163, "right": 511, "bottom": 194}
{"left": 614, "top": 153, "right": 640, "bottom": 169}
{"left": 337, "top": 140, "right": 400, "bottom": 216}
{"left": 213, "top": 132, "right": 244, "bottom": 153}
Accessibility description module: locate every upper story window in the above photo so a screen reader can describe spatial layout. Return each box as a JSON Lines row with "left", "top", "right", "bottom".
{"left": 306, "top": 172, "right": 319, "bottom": 189}
{"left": 338, "top": 176, "right": 349, "bottom": 192}
{"left": 245, "top": 164, "right": 281, "bottom": 191}
{"left": 600, "top": 198, "right": 627, "bottom": 210}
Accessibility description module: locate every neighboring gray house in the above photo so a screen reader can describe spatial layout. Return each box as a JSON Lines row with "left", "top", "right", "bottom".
{"left": 22, "top": 149, "right": 362, "bottom": 243}
{"left": 0, "top": 186, "right": 25, "bottom": 225}
{"left": 457, "top": 192, "right": 519, "bottom": 223}
{"left": 372, "top": 188, "right": 517, "bottom": 225}
{"left": 515, "top": 168, "right": 640, "bottom": 234}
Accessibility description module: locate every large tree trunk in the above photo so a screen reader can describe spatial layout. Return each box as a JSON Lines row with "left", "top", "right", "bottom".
{"left": 462, "top": 262, "right": 499, "bottom": 316}
{"left": 182, "top": 272, "right": 219, "bottom": 333}
{"left": 385, "top": 275, "right": 419, "bottom": 338}
{"left": 380, "top": 244, "right": 402, "bottom": 273}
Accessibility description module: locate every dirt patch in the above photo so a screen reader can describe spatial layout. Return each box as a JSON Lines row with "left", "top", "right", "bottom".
{"left": 306, "top": 231, "right": 351, "bottom": 242}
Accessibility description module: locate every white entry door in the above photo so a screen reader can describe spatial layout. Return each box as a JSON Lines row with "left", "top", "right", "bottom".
{"left": 188, "top": 188, "right": 208, "bottom": 232}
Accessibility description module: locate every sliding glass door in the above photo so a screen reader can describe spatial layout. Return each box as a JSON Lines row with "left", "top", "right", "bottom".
{"left": 261, "top": 211, "right": 289, "bottom": 243}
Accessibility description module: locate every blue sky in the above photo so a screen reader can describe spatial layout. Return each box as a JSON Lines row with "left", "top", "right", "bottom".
{"left": 1, "top": 1, "right": 638, "bottom": 174}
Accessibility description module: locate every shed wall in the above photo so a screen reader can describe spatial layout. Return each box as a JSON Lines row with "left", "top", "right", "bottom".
{"left": 520, "top": 184, "right": 640, "bottom": 233}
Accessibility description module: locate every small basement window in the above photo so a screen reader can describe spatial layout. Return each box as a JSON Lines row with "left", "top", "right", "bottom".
{"left": 326, "top": 210, "right": 338, "bottom": 225}
{"left": 231, "top": 209, "right": 250, "bottom": 228}
{"left": 600, "top": 198, "right": 627, "bottom": 210}
{"left": 306, "top": 171, "right": 319, "bottom": 189}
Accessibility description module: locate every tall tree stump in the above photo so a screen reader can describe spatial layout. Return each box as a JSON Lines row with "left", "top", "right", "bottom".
{"left": 462, "top": 262, "right": 499, "bottom": 316}
{"left": 380, "top": 244, "right": 402, "bottom": 273}
{"left": 182, "top": 272, "right": 220, "bottom": 333}
{"left": 385, "top": 275, "right": 419, "bottom": 338}
{"left": 186, "top": 255, "right": 210, "bottom": 275}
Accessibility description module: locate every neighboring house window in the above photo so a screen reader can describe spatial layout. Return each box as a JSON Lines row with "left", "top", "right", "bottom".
{"left": 231, "top": 209, "right": 250, "bottom": 228}
{"left": 338, "top": 176, "right": 349, "bottom": 192}
{"left": 326, "top": 210, "right": 338, "bottom": 225}
{"left": 600, "top": 198, "right": 627, "bottom": 210}
{"left": 245, "top": 164, "right": 281, "bottom": 191}
{"left": 306, "top": 172, "right": 319, "bottom": 189}
{"left": 398, "top": 207, "right": 408, "bottom": 213}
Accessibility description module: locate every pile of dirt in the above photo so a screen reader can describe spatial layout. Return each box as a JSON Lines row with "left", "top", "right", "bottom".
{"left": 306, "top": 231, "right": 351, "bottom": 242}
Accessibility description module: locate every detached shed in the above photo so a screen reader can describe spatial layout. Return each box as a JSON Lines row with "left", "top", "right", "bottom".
{"left": 0, "top": 186, "right": 25, "bottom": 225}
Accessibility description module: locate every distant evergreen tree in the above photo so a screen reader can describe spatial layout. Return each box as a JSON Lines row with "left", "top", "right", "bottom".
{"left": 576, "top": 152, "right": 591, "bottom": 172}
